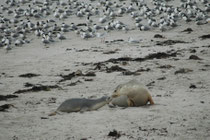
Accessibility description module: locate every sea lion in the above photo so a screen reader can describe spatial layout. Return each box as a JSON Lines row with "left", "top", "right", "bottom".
{"left": 111, "top": 95, "right": 133, "bottom": 107}
{"left": 49, "top": 96, "right": 111, "bottom": 116}
{"left": 111, "top": 80, "right": 154, "bottom": 107}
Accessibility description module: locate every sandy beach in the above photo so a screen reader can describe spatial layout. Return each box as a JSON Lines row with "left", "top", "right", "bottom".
{"left": 0, "top": 0, "right": 210, "bottom": 139}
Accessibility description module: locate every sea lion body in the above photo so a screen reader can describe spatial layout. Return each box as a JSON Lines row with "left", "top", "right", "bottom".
{"left": 111, "top": 95, "right": 132, "bottom": 107}
{"left": 57, "top": 96, "right": 111, "bottom": 113}
{"left": 111, "top": 80, "right": 154, "bottom": 107}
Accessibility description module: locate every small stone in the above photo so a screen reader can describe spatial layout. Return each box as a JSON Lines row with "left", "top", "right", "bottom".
{"left": 41, "top": 117, "right": 48, "bottom": 119}
{"left": 189, "top": 55, "right": 202, "bottom": 60}
{"left": 156, "top": 95, "right": 162, "bottom": 97}
{"left": 108, "top": 130, "right": 121, "bottom": 138}
{"left": 154, "top": 34, "right": 164, "bottom": 38}
{"left": 189, "top": 84, "right": 197, "bottom": 89}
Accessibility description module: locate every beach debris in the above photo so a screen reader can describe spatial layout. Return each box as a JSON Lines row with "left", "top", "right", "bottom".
{"left": 108, "top": 130, "right": 121, "bottom": 138}
{"left": 47, "top": 97, "right": 57, "bottom": 104}
{"left": 85, "top": 72, "right": 96, "bottom": 77}
{"left": 156, "top": 40, "right": 188, "bottom": 46}
{"left": 106, "top": 65, "right": 127, "bottom": 73}
{"left": 154, "top": 34, "right": 164, "bottom": 38}
{"left": 122, "top": 70, "right": 140, "bottom": 76}
{"left": 103, "top": 52, "right": 177, "bottom": 64}
{"left": 174, "top": 68, "right": 193, "bottom": 75}
{"left": 24, "top": 82, "right": 34, "bottom": 87}
{"left": 145, "top": 52, "right": 177, "bottom": 60}
{"left": 13, "top": 84, "right": 60, "bottom": 94}
{"left": 146, "top": 81, "right": 155, "bottom": 87}
{"left": 0, "top": 104, "right": 14, "bottom": 112}
{"left": 75, "top": 49, "right": 89, "bottom": 52}
{"left": 67, "top": 80, "right": 82, "bottom": 86}
{"left": 0, "top": 95, "right": 18, "bottom": 101}
{"left": 139, "top": 127, "right": 168, "bottom": 136}
{"left": 202, "top": 45, "right": 210, "bottom": 48}
{"left": 40, "top": 117, "right": 49, "bottom": 119}
{"left": 103, "top": 49, "right": 120, "bottom": 54}
{"left": 189, "top": 55, "right": 202, "bottom": 60}
{"left": 199, "top": 34, "right": 210, "bottom": 40}
{"left": 181, "top": 28, "right": 193, "bottom": 33}
{"left": 189, "top": 84, "right": 197, "bottom": 89}
{"left": 19, "top": 73, "right": 40, "bottom": 78}
{"left": 105, "top": 39, "right": 124, "bottom": 44}
{"left": 157, "top": 77, "right": 166, "bottom": 80}
{"left": 158, "top": 65, "right": 174, "bottom": 69}
{"left": 59, "top": 70, "right": 83, "bottom": 82}
{"left": 59, "top": 70, "right": 96, "bottom": 82}
{"left": 80, "top": 138, "right": 88, "bottom": 140}
{"left": 84, "top": 78, "right": 93, "bottom": 81}
{"left": 122, "top": 68, "right": 149, "bottom": 75}
{"left": 190, "top": 49, "right": 196, "bottom": 53}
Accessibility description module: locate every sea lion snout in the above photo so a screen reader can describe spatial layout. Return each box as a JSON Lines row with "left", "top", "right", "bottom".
{"left": 111, "top": 94, "right": 118, "bottom": 98}
{"left": 106, "top": 96, "right": 112, "bottom": 102}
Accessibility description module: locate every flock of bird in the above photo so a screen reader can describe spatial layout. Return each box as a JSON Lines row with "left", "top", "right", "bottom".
{"left": 0, "top": 0, "right": 209, "bottom": 51}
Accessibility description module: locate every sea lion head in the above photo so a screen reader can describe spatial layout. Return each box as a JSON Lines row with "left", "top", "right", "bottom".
{"left": 112, "top": 84, "right": 123, "bottom": 98}
{"left": 101, "top": 96, "right": 112, "bottom": 103}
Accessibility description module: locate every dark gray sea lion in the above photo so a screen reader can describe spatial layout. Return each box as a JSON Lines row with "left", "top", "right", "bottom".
{"left": 49, "top": 96, "right": 111, "bottom": 116}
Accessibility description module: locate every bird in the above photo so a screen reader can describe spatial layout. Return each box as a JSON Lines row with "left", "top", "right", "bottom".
{"left": 4, "top": 44, "right": 12, "bottom": 53}
{"left": 128, "top": 37, "right": 142, "bottom": 44}
{"left": 96, "top": 32, "right": 107, "bottom": 43}
{"left": 80, "top": 31, "right": 94, "bottom": 39}
{"left": 57, "top": 33, "right": 66, "bottom": 40}
{"left": 42, "top": 36, "right": 50, "bottom": 45}
{"left": 14, "top": 39, "right": 23, "bottom": 46}
{"left": 93, "top": 24, "right": 102, "bottom": 30}
{"left": 99, "top": 16, "right": 107, "bottom": 24}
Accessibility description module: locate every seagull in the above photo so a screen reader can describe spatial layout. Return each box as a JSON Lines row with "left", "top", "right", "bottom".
{"left": 46, "top": 34, "right": 55, "bottom": 42}
{"left": 61, "top": 23, "right": 69, "bottom": 28}
{"left": 76, "top": 10, "right": 84, "bottom": 18}
{"left": 57, "top": 33, "right": 66, "bottom": 40}
{"left": 53, "top": 11, "right": 60, "bottom": 18}
{"left": 159, "top": 24, "right": 166, "bottom": 32}
{"left": 59, "top": 13, "right": 67, "bottom": 20}
{"left": 99, "top": 16, "right": 107, "bottom": 24}
{"left": 128, "top": 37, "right": 142, "bottom": 44}
{"left": 122, "top": 26, "right": 129, "bottom": 33}
{"left": 96, "top": 32, "right": 107, "bottom": 42}
{"left": 140, "top": 25, "right": 150, "bottom": 31}
{"left": 104, "top": 22, "right": 113, "bottom": 31}
{"left": 42, "top": 36, "right": 50, "bottom": 45}
{"left": 70, "top": 23, "right": 78, "bottom": 31}
{"left": 115, "top": 23, "right": 123, "bottom": 30}
{"left": 93, "top": 24, "right": 102, "bottom": 30}
{"left": 61, "top": 27, "right": 69, "bottom": 32}
{"left": 87, "top": 16, "right": 93, "bottom": 25}
{"left": 14, "top": 39, "right": 23, "bottom": 46}
{"left": 4, "top": 44, "right": 12, "bottom": 53}
{"left": 80, "top": 32, "right": 94, "bottom": 39}
{"left": 135, "top": 17, "right": 142, "bottom": 23}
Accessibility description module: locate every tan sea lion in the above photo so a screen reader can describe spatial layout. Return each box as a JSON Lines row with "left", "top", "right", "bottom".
{"left": 111, "top": 80, "right": 154, "bottom": 107}
{"left": 111, "top": 95, "right": 133, "bottom": 107}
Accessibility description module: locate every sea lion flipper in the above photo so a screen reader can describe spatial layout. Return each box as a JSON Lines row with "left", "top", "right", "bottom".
{"left": 80, "top": 107, "right": 89, "bottom": 113}
{"left": 128, "top": 98, "right": 135, "bottom": 107}
{"left": 148, "top": 94, "right": 155, "bottom": 105}
{"left": 48, "top": 111, "right": 57, "bottom": 116}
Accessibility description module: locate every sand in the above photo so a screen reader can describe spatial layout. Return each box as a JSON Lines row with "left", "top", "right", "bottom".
{"left": 0, "top": 0, "right": 210, "bottom": 139}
